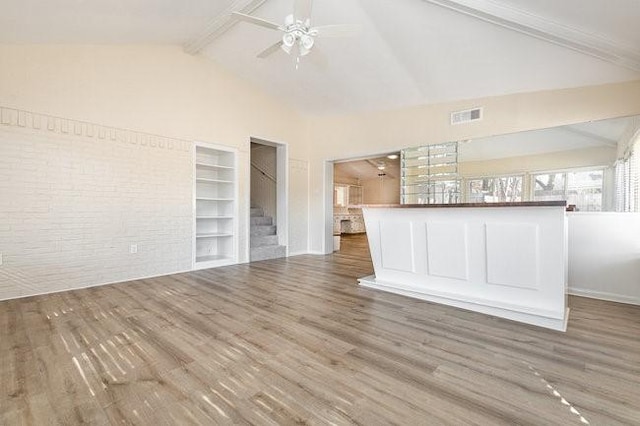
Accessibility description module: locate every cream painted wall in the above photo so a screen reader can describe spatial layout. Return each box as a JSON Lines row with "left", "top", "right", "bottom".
{"left": 0, "top": 45, "right": 311, "bottom": 256}
{"left": 0, "top": 45, "right": 307, "bottom": 154}
{"left": 307, "top": 80, "right": 640, "bottom": 253}
{"left": 0, "top": 44, "right": 310, "bottom": 298}
{"left": 459, "top": 146, "right": 616, "bottom": 177}
{"left": 361, "top": 177, "right": 401, "bottom": 205}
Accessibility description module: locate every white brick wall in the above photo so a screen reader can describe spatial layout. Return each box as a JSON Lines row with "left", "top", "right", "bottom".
{"left": 0, "top": 108, "right": 194, "bottom": 300}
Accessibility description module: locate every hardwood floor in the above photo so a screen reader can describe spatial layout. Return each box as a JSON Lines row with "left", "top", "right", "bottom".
{"left": 1, "top": 233, "right": 639, "bottom": 425}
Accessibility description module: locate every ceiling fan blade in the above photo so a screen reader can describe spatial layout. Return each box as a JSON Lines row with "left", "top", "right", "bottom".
{"left": 293, "top": 0, "right": 313, "bottom": 24}
{"left": 257, "top": 41, "right": 284, "bottom": 59}
{"left": 232, "top": 12, "right": 282, "bottom": 31}
{"left": 312, "top": 24, "right": 361, "bottom": 38}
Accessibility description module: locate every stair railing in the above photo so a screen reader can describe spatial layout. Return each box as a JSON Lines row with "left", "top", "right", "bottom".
{"left": 251, "top": 162, "right": 276, "bottom": 182}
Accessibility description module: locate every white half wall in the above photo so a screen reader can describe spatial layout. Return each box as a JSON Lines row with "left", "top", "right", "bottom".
{"left": 360, "top": 205, "right": 569, "bottom": 331}
{"left": 568, "top": 212, "right": 640, "bottom": 305}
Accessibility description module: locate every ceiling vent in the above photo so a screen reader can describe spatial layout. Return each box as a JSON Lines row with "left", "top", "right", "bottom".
{"left": 451, "top": 107, "right": 483, "bottom": 125}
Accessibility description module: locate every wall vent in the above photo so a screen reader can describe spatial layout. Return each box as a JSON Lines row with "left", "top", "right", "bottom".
{"left": 451, "top": 107, "right": 483, "bottom": 125}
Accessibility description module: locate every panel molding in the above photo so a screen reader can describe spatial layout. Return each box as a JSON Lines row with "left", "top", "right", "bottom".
{"left": 485, "top": 222, "right": 539, "bottom": 290}
{"left": 379, "top": 221, "right": 415, "bottom": 273}
{"left": 0, "top": 106, "right": 191, "bottom": 152}
{"left": 422, "top": 0, "right": 640, "bottom": 71}
{"left": 426, "top": 221, "right": 469, "bottom": 280}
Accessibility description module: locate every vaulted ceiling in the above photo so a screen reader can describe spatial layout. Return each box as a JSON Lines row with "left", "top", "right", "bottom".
{"left": 2, "top": 0, "right": 639, "bottom": 114}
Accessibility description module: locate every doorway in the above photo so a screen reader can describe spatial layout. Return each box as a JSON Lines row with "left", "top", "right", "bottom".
{"left": 329, "top": 152, "right": 401, "bottom": 252}
{"left": 249, "top": 138, "right": 288, "bottom": 261}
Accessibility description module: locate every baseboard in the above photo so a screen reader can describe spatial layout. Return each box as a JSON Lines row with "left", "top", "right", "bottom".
{"left": 307, "top": 250, "right": 328, "bottom": 255}
{"left": 569, "top": 287, "right": 640, "bottom": 306}
{"left": 0, "top": 267, "right": 194, "bottom": 303}
{"left": 359, "top": 275, "right": 568, "bottom": 332}
{"left": 287, "top": 250, "right": 309, "bottom": 257}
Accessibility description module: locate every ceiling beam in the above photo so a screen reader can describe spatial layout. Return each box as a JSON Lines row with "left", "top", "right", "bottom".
{"left": 422, "top": 0, "right": 640, "bottom": 72}
{"left": 559, "top": 126, "right": 618, "bottom": 148}
{"left": 184, "top": 0, "right": 268, "bottom": 55}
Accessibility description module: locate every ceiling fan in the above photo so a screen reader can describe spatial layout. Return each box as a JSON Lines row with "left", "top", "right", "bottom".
{"left": 232, "top": 0, "right": 359, "bottom": 59}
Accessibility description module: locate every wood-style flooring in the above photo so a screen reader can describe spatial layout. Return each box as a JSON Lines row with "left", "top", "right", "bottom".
{"left": 1, "top": 233, "right": 640, "bottom": 425}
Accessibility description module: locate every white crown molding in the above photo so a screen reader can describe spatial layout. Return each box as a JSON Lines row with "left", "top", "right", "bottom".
{"left": 422, "top": 0, "right": 640, "bottom": 72}
{"left": 0, "top": 106, "right": 191, "bottom": 152}
{"left": 184, "top": 0, "right": 268, "bottom": 55}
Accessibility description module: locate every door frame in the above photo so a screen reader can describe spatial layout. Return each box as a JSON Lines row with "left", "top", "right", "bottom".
{"left": 249, "top": 137, "right": 289, "bottom": 259}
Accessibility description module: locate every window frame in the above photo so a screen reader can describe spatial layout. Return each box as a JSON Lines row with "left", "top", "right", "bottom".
{"left": 529, "top": 165, "right": 608, "bottom": 211}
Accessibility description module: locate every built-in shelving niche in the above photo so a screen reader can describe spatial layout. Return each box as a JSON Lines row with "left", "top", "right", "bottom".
{"left": 194, "top": 143, "right": 238, "bottom": 269}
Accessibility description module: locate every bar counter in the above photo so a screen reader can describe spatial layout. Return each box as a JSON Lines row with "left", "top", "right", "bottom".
{"left": 356, "top": 201, "right": 567, "bottom": 208}
{"left": 358, "top": 201, "right": 569, "bottom": 331}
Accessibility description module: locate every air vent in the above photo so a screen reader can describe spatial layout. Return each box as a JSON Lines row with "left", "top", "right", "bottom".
{"left": 451, "top": 107, "right": 483, "bottom": 125}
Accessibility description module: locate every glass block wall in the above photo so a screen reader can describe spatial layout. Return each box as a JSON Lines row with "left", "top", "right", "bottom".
{"left": 401, "top": 142, "right": 461, "bottom": 204}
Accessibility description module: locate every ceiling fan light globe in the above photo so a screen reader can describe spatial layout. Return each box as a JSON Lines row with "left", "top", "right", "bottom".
{"left": 282, "top": 32, "right": 296, "bottom": 48}
{"left": 301, "top": 34, "right": 314, "bottom": 50}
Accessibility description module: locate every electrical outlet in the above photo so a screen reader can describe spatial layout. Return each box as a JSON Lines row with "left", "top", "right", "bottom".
{"left": 130, "top": 244, "right": 138, "bottom": 254}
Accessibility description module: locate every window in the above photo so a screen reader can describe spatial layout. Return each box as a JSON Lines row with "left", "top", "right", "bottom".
{"left": 615, "top": 143, "right": 639, "bottom": 212}
{"left": 532, "top": 169, "right": 604, "bottom": 211}
{"left": 468, "top": 175, "right": 523, "bottom": 203}
{"left": 334, "top": 184, "right": 363, "bottom": 207}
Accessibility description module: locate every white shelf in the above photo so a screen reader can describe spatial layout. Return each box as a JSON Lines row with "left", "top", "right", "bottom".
{"left": 196, "top": 178, "right": 233, "bottom": 184}
{"left": 196, "top": 233, "right": 233, "bottom": 238}
{"left": 196, "top": 162, "right": 233, "bottom": 170}
{"left": 194, "top": 143, "right": 237, "bottom": 269}
{"left": 196, "top": 216, "right": 234, "bottom": 220}
{"left": 196, "top": 254, "right": 233, "bottom": 263}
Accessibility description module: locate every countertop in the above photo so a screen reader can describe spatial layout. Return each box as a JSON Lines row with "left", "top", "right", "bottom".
{"left": 357, "top": 201, "right": 567, "bottom": 209}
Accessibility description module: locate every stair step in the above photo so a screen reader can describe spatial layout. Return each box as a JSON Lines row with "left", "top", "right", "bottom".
{"left": 251, "top": 216, "right": 273, "bottom": 226}
{"left": 250, "top": 245, "right": 286, "bottom": 262}
{"left": 250, "top": 207, "right": 264, "bottom": 217}
{"left": 250, "top": 225, "right": 277, "bottom": 236}
{"left": 251, "top": 235, "right": 279, "bottom": 248}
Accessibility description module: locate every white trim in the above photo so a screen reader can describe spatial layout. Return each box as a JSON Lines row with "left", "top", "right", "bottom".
{"left": 422, "top": 0, "right": 640, "bottom": 71}
{"left": 323, "top": 160, "right": 335, "bottom": 255}
{"left": 530, "top": 164, "right": 610, "bottom": 176}
{"left": 359, "top": 275, "right": 569, "bottom": 331}
{"left": 529, "top": 165, "right": 607, "bottom": 207}
{"left": 287, "top": 250, "right": 309, "bottom": 257}
{"left": 569, "top": 288, "right": 640, "bottom": 306}
{"left": 248, "top": 136, "right": 290, "bottom": 260}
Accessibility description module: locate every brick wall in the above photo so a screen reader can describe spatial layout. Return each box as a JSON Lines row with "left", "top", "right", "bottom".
{"left": 0, "top": 107, "right": 194, "bottom": 300}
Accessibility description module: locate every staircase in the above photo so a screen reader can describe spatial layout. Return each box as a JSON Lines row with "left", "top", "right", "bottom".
{"left": 250, "top": 207, "right": 286, "bottom": 262}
